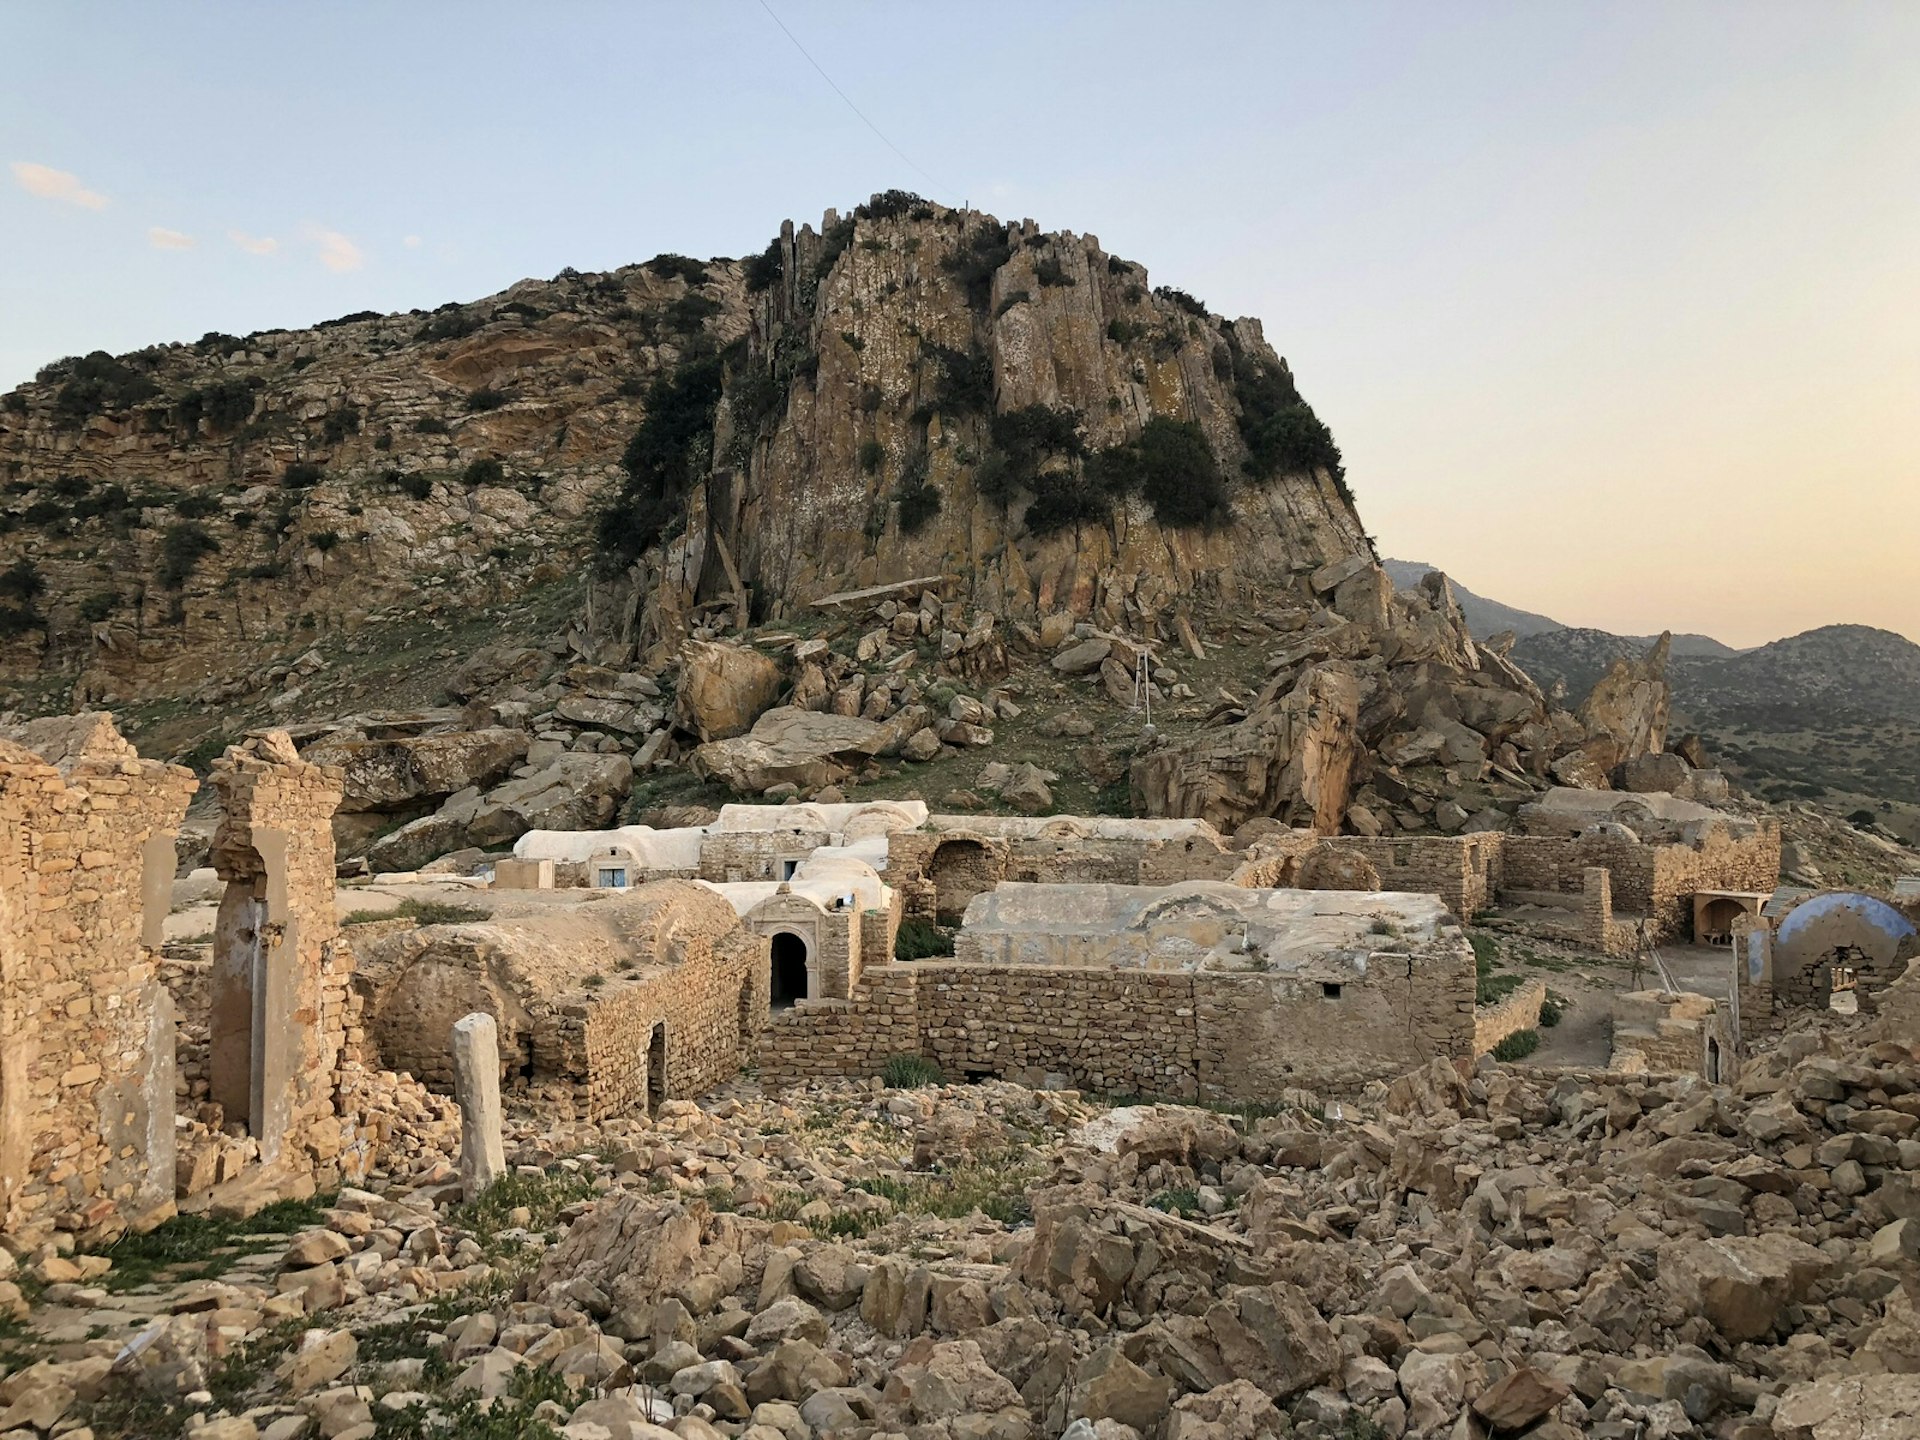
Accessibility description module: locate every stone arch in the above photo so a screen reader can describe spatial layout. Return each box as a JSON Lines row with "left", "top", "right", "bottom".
{"left": 1775, "top": 891, "right": 1919, "bottom": 1015}
{"left": 927, "top": 838, "right": 1003, "bottom": 923}
{"left": 1298, "top": 845, "right": 1382, "bottom": 892}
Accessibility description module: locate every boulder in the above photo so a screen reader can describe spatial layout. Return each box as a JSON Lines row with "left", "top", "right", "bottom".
{"left": 1578, "top": 632, "right": 1671, "bottom": 766}
{"left": 678, "top": 641, "right": 784, "bottom": 741}
{"left": 691, "top": 708, "right": 888, "bottom": 794}
{"left": 1657, "top": 1233, "right": 1831, "bottom": 1341}
{"left": 466, "top": 754, "right": 632, "bottom": 846}
{"left": 1773, "top": 1373, "right": 1920, "bottom": 1440}
{"left": 306, "top": 728, "right": 530, "bottom": 813}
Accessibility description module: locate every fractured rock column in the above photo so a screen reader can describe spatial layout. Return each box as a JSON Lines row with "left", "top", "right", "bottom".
{"left": 452, "top": 1012, "right": 506, "bottom": 1200}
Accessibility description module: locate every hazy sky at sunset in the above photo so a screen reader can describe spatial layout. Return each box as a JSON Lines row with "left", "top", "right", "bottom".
{"left": 3, "top": 2, "right": 1914, "bottom": 648}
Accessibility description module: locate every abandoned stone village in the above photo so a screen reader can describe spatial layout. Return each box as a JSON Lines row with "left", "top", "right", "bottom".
{"left": 1, "top": 197, "right": 1918, "bottom": 1440}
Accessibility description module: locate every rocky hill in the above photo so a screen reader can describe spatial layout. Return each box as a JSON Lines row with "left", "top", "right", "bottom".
{"left": 0, "top": 193, "right": 1709, "bottom": 855}
{"left": 1513, "top": 623, "right": 1920, "bottom": 724}
{"left": 0, "top": 254, "right": 749, "bottom": 705}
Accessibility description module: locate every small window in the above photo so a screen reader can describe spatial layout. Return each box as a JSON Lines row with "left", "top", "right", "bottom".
{"left": 781, "top": 859, "right": 800, "bottom": 880}
{"left": 597, "top": 867, "right": 628, "bottom": 889}
{"left": 1321, "top": 982, "right": 1343, "bottom": 999}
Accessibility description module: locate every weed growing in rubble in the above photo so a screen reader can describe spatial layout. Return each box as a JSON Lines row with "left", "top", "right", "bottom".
{"left": 1492, "top": 1029, "right": 1541, "bottom": 1062}
{"left": 880, "top": 1053, "right": 945, "bottom": 1087}
{"left": 450, "top": 1167, "right": 599, "bottom": 1255}
{"left": 89, "top": 1194, "right": 334, "bottom": 1291}
{"left": 1539, "top": 992, "right": 1567, "bottom": 1027}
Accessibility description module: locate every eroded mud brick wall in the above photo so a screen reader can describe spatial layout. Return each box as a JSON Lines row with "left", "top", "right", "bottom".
{"left": 0, "top": 736, "right": 194, "bottom": 1240}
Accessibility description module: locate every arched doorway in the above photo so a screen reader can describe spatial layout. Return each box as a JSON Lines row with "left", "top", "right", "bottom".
{"left": 770, "top": 933, "right": 809, "bottom": 1010}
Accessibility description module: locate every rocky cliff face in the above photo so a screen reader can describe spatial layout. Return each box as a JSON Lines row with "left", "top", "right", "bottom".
{"left": 0, "top": 257, "right": 747, "bottom": 703}
{"left": 627, "top": 196, "right": 1369, "bottom": 657}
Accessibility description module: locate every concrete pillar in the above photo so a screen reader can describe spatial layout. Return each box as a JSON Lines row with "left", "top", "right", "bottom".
{"left": 452, "top": 1012, "right": 506, "bottom": 1200}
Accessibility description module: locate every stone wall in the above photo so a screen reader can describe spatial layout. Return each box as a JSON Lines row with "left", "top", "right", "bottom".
{"left": 700, "top": 828, "right": 833, "bottom": 883}
{"left": 884, "top": 825, "right": 1240, "bottom": 924}
{"left": 758, "top": 928, "right": 1477, "bottom": 1101}
{"left": 1319, "top": 835, "right": 1501, "bottom": 919}
{"left": 550, "top": 934, "right": 764, "bottom": 1120}
{"left": 0, "top": 716, "right": 194, "bottom": 1242}
{"left": 1611, "top": 990, "right": 1737, "bottom": 1082}
{"left": 1499, "top": 821, "right": 1778, "bottom": 940}
{"left": 1473, "top": 977, "right": 1547, "bottom": 1055}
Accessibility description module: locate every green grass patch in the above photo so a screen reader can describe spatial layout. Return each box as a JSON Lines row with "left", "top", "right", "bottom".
{"left": 894, "top": 918, "right": 955, "bottom": 960}
{"left": 1539, "top": 991, "right": 1567, "bottom": 1027}
{"left": 847, "top": 1153, "right": 1039, "bottom": 1226}
{"left": 88, "top": 1194, "right": 334, "bottom": 1291}
{"left": 1147, "top": 1187, "right": 1202, "bottom": 1218}
{"left": 1476, "top": 970, "right": 1526, "bottom": 1006}
{"left": 449, "top": 1167, "right": 599, "bottom": 1256}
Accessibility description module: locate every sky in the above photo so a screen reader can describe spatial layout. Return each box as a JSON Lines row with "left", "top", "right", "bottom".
{"left": 3, "top": 2, "right": 1916, "bottom": 649}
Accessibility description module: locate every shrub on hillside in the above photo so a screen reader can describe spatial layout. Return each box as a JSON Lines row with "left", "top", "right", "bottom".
{"left": 157, "top": 521, "right": 219, "bottom": 590}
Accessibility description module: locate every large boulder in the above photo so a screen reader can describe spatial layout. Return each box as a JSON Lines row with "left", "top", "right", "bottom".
{"left": 306, "top": 728, "right": 530, "bottom": 813}
{"left": 466, "top": 754, "right": 632, "bottom": 846}
{"left": 1657, "top": 1233, "right": 1831, "bottom": 1341}
{"left": 1773, "top": 1373, "right": 1920, "bottom": 1440}
{"left": 1577, "top": 632, "right": 1671, "bottom": 769}
{"left": 1131, "top": 666, "right": 1364, "bottom": 833}
{"left": 690, "top": 708, "right": 887, "bottom": 794}
{"left": 677, "top": 641, "right": 784, "bottom": 742}
{"left": 364, "top": 788, "right": 483, "bottom": 872}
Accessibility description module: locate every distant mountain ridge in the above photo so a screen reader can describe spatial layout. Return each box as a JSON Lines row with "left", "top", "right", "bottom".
{"left": 1383, "top": 558, "right": 1739, "bottom": 657}
{"left": 1382, "top": 556, "right": 1920, "bottom": 723}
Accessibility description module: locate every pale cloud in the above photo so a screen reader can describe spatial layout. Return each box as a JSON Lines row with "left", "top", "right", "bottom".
{"left": 148, "top": 226, "right": 194, "bottom": 251}
{"left": 11, "top": 160, "right": 108, "bottom": 210}
{"left": 228, "top": 229, "right": 279, "bottom": 256}
{"left": 304, "top": 224, "right": 364, "bottom": 273}
{"left": 402, "top": 234, "right": 422, "bottom": 249}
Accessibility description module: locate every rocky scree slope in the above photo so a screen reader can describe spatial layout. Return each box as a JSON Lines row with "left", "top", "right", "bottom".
{"left": 16, "top": 1020, "right": 1920, "bottom": 1440}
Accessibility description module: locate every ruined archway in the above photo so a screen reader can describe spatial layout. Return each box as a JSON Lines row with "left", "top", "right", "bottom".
{"left": 1774, "top": 891, "right": 1919, "bottom": 1016}
{"left": 928, "top": 839, "right": 1000, "bottom": 923}
{"left": 770, "top": 932, "right": 810, "bottom": 1010}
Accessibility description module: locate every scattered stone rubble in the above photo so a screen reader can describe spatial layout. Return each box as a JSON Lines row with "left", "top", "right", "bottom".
{"left": 4, "top": 1008, "right": 1917, "bottom": 1440}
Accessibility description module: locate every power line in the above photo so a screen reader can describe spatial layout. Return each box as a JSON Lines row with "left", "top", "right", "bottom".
{"left": 754, "top": 0, "right": 956, "bottom": 205}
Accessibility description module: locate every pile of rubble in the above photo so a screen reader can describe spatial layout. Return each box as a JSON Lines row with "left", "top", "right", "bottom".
{"left": 6, "top": 1016, "right": 1919, "bottom": 1440}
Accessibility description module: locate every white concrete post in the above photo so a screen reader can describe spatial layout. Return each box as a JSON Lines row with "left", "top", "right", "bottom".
{"left": 452, "top": 1012, "right": 506, "bottom": 1200}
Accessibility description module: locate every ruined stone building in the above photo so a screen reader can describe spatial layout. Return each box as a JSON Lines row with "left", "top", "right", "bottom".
{"left": 0, "top": 715, "right": 194, "bottom": 1240}
{"left": 355, "top": 881, "right": 767, "bottom": 1121}
{"left": 0, "top": 717, "right": 453, "bottom": 1244}
{"left": 758, "top": 880, "right": 1479, "bottom": 1101}
{"left": 1299, "top": 788, "right": 1780, "bottom": 951}
{"left": 701, "top": 854, "right": 898, "bottom": 1009}
{"left": 1736, "top": 888, "right": 1920, "bottom": 1039}
{"left": 510, "top": 800, "right": 926, "bottom": 889}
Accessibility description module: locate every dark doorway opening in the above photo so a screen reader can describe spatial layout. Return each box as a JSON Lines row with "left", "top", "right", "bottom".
{"left": 646, "top": 1022, "right": 666, "bottom": 1113}
{"left": 1705, "top": 1036, "right": 1722, "bottom": 1084}
{"left": 771, "top": 933, "right": 809, "bottom": 1010}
